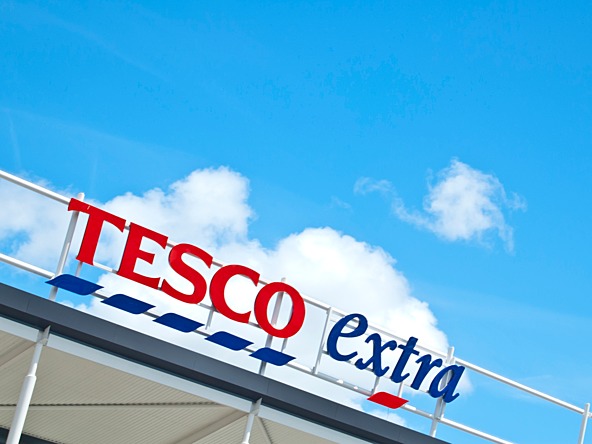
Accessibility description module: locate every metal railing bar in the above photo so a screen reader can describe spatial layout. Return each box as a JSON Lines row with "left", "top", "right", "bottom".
{"left": 439, "top": 417, "right": 513, "bottom": 444}
{"left": 90, "top": 262, "right": 116, "bottom": 273}
{"left": 399, "top": 403, "right": 434, "bottom": 420}
{"left": 315, "top": 371, "right": 372, "bottom": 395}
{"left": 0, "top": 254, "right": 54, "bottom": 279}
{"left": 457, "top": 359, "right": 585, "bottom": 414}
{"left": 285, "top": 361, "right": 313, "bottom": 373}
{"left": 0, "top": 170, "right": 70, "bottom": 205}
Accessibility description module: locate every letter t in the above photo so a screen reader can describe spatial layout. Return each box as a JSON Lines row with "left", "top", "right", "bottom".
{"left": 68, "top": 199, "right": 126, "bottom": 265}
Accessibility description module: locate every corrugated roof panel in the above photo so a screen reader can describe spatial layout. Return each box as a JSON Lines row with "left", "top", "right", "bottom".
{"left": 260, "top": 418, "right": 336, "bottom": 444}
{"left": 194, "top": 415, "right": 248, "bottom": 444}
{"left": 0, "top": 344, "right": 246, "bottom": 444}
{"left": 19, "top": 405, "right": 236, "bottom": 444}
{"left": 0, "top": 335, "right": 36, "bottom": 404}
{"left": 31, "top": 348, "right": 207, "bottom": 405}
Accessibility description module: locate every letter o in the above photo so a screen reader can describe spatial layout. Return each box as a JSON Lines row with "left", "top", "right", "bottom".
{"left": 254, "top": 282, "right": 306, "bottom": 339}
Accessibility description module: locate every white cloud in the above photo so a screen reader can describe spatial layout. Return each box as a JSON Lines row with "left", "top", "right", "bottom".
{"left": 101, "top": 167, "right": 253, "bottom": 255}
{"left": 356, "top": 159, "right": 525, "bottom": 251}
{"left": 329, "top": 196, "right": 352, "bottom": 211}
{"left": 0, "top": 177, "right": 73, "bottom": 270}
{"left": 0, "top": 166, "right": 471, "bottom": 423}
{"left": 354, "top": 177, "right": 393, "bottom": 195}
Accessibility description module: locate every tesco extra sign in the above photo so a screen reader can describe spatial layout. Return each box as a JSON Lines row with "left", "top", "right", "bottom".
{"left": 64, "top": 198, "right": 464, "bottom": 406}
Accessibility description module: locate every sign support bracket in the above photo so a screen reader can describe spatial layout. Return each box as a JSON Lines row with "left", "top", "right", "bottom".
{"left": 49, "top": 192, "right": 85, "bottom": 301}
{"left": 429, "top": 346, "right": 455, "bottom": 438}
{"left": 578, "top": 402, "right": 590, "bottom": 444}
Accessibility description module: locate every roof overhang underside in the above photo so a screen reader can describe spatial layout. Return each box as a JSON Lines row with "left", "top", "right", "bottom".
{"left": 0, "top": 283, "right": 447, "bottom": 444}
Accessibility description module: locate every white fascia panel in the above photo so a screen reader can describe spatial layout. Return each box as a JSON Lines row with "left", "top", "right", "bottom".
{"left": 0, "top": 315, "right": 40, "bottom": 342}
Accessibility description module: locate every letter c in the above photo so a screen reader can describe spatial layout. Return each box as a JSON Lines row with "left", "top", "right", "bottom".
{"left": 209, "top": 265, "right": 260, "bottom": 323}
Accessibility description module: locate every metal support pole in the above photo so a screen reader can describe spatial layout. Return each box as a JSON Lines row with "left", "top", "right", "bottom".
{"left": 6, "top": 327, "right": 50, "bottom": 444}
{"left": 74, "top": 260, "right": 84, "bottom": 277}
{"left": 578, "top": 403, "right": 590, "bottom": 444}
{"left": 49, "top": 192, "right": 84, "bottom": 301}
{"left": 241, "top": 398, "right": 262, "bottom": 444}
{"left": 430, "top": 346, "right": 455, "bottom": 437}
{"left": 397, "top": 381, "right": 405, "bottom": 399}
{"left": 259, "top": 278, "right": 285, "bottom": 375}
{"left": 205, "top": 306, "right": 215, "bottom": 330}
{"left": 312, "top": 308, "right": 333, "bottom": 375}
{"left": 371, "top": 375, "right": 381, "bottom": 395}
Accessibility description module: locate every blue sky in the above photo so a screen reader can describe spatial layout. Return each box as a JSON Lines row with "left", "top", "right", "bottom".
{"left": 1, "top": 1, "right": 591, "bottom": 443}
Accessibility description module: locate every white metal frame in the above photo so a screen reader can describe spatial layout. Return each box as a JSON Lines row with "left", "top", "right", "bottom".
{"left": 0, "top": 169, "right": 590, "bottom": 444}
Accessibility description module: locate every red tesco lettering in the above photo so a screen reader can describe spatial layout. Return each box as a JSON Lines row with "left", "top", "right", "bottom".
{"left": 68, "top": 199, "right": 305, "bottom": 339}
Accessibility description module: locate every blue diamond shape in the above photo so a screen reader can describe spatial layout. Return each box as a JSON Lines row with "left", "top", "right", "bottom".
{"left": 101, "top": 294, "right": 155, "bottom": 314}
{"left": 46, "top": 274, "right": 102, "bottom": 295}
{"left": 154, "top": 313, "right": 204, "bottom": 333}
{"left": 250, "top": 348, "right": 295, "bottom": 366}
{"left": 206, "top": 331, "right": 253, "bottom": 351}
